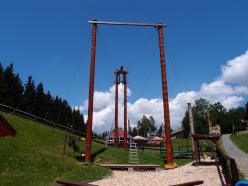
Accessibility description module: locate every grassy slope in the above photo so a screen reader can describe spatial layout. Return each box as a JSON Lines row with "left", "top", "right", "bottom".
{"left": 0, "top": 112, "right": 191, "bottom": 185}
{"left": 230, "top": 133, "right": 248, "bottom": 154}
{"left": 0, "top": 112, "right": 108, "bottom": 186}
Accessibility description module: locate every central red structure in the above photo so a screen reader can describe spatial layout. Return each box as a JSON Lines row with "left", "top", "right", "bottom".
{"left": 114, "top": 66, "right": 128, "bottom": 150}
{"left": 84, "top": 20, "right": 176, "bottom": 168}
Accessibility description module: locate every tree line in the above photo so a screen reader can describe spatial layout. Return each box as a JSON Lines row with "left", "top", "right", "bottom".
{"left": 99, "top": 115, "right": 159, "bottom": 139}
{"left": 0, "top": 63, "right": 86, "bottom": 133}
{"left": 182, "top": 98, "right": 247, "bottom": 137}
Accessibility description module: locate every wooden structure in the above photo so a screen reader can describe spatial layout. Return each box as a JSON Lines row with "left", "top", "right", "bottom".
{"left": 0, "top": 113, "right": 16, "bottom": 137}
{"left": 84, "top": 20, "right": 175, "bottom": 169}
{"left": 100, "top": 163, "right": 161, "bottom": 171}
{"left": 113, "top": 66, "right": 128, "bottom": 149}
{"left": 216, "top": 149, "right": 239, "bottom": 186}
{"left": 114, "top": 68, "right": 120, "bottom": 146}
{"left": 170, "top": 180, "right": 204, "bottom": 186}
{"left": 188, "top": 103, "right": 198, "bottom": 162}
{"left": 191, "top": 134, "right": 220, "bottom": 163}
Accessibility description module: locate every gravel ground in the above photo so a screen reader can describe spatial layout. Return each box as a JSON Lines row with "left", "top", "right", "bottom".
{"left": 90, "top": 162, "right": 222, "bottom": 186}
{"left": 222, "top": 134, "right": 248, "bottom": 179}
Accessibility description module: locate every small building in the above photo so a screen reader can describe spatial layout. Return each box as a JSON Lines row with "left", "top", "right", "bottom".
{"left": 171, "top": 127, "right": 184, "bottom": 138}
{"left": 106, "top": 128, "right": 133, "bottom": 145}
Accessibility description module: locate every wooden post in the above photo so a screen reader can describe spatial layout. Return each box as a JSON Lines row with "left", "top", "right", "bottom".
{"left": 158, "top": 26, "right": 176, "bottom": 169}
{"left": 63, "top": 133, "right": 68, "bottom": 154}
{"left": 208, "top": 111, "right": 212, "bottom": 133}
{"left": 188, "top": 103, "right": 198, "bottom": 162}
{"left": 114, "top": 69, "right": 119, "bottom": 146}
{"left": 85, "top": 23, "right": 97, "bottom": 163}
{"left": 122, "top": 68, "right": 128, "bottom": 150}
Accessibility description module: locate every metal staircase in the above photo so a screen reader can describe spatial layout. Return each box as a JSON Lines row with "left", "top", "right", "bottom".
{"left": 128, "top": 142, "right": 139, "bottom": 164}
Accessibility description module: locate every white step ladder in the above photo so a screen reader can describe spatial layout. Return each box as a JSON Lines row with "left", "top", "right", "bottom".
{"left": 128, "top": 142, "right": 139, "bottom": 164}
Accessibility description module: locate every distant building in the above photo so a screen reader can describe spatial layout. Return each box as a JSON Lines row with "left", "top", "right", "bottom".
{"left": 209, "top": 125, "right": 221, "bottom": 134}
{"left": 171, "top": 127, "right": 184, "bottom": 138}
{"left": 106, "top": 128, "right": 133, "bottom": 144}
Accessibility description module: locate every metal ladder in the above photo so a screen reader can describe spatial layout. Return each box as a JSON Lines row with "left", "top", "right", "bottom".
{"left": 128, "top": 142, "right": 139, "bottom": 164}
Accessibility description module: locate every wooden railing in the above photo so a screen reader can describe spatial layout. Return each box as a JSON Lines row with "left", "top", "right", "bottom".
{"left": 0, "top": 104, "right": 85, "bottom": 137}
{"left": 216, "top": 149, "right": 239, "bottom": 186}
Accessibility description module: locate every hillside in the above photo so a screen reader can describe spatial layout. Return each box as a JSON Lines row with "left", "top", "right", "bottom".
{"left": 0, "top": 112, "right": 191, "bottom": 185}
{"left": 0, "top": 112, "right": 108, "bottom": 186}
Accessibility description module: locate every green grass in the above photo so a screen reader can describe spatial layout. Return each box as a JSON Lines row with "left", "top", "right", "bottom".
{"left": 0, "top": 112, "right": 192, "bottom": 185}
{"left": 0, "top": 112, "right": 108, "bottom": 186}
{"left": 90, "top": 141, "right": 192, "bottom": 166}
{"left": 230, "top": 133, "right": 248, "bottom": 154}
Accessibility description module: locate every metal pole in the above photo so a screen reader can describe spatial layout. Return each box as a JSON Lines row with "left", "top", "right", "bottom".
{"left": 123, "top": 68, "right": 128, "bottom": 150}
{"left": 114, "top": 69, "right": 119, "bottom": 146}
{"left": 157, "top": 26, "right": 176, "bottom": 169}
{"left": 85, "top": 23, "right": 97, "bottom": 163}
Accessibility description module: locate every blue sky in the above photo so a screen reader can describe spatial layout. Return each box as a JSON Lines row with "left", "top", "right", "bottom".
{"left": 1, "top": 0, "right": 248, "bottom": 132}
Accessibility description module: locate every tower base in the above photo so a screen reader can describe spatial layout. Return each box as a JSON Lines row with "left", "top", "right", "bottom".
{"left": 164, "top": 162, "right": 177, "bottom": 169}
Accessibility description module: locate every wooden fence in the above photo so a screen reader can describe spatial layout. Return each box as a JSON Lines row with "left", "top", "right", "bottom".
{"left": 216, "top": 149, "right": 239, "bottom": 186}
{"left": 0, "top": 104, "right": 85, "bottom": 137}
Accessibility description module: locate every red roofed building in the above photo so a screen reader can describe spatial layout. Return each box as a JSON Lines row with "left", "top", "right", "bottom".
{"left": 106, "top": 128, "right": 133, "bottom": 145}
{"left": 0, "top": 114, "right": 16, "bottom": 137}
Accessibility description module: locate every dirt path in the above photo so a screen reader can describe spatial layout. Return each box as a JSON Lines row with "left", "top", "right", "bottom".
{"left": 222, "top": 134, "right": 248, "bottom": 178}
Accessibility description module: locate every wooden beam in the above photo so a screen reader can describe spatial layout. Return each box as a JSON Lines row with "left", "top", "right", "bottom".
{"left": 88, "top": 20, "right": 166, "bottom": 27}
{"left": 170, "top": 180, "right": 204, "bottom": 186}
{"left": 57, "top": 180, "right": 97, "bottom": 186}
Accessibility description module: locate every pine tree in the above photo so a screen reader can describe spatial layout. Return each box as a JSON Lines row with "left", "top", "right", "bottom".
{"left": 0, "top": 63, "right": 86, "bottom": 134}
{"left": 23, "top": 76, "right": 36, "bottom": 113}
{"left": 44, "top": 91, "right": 53, "bottom": 120}
{"left": 4, "top": 64, "right": 24, "bottom": 107}
{"left": 0, "top": 63, "right": 6, "bottom": 103}
{"left": 35, "top": 83, "right": 47, "bottom": 117}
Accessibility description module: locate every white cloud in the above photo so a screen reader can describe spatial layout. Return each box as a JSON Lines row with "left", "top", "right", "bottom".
{"left": 76, "top": 51, "right": 248, "bottom": 133}
{"left": 220, "top": 50, "right": 248, "bottom": 86}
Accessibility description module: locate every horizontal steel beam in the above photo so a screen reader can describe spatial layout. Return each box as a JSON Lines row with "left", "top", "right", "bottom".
{"left": 88, "top": 20, "right": 166, "bottom": 27}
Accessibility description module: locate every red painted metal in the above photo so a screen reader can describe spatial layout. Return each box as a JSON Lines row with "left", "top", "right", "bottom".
{"left": 114, "top": 69, "right": 119, "bottom": 146}
{"left": 85, "top": 23, "right": 97, "bottom": 162}
{"left": 0, "top": 114, "right": 16, "bottom": 137}
{"left": 158, "top": 26, "right": 173, "bottom": 164}
{"left": 122, "top": 68, "right": 128, "bottom": 150}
